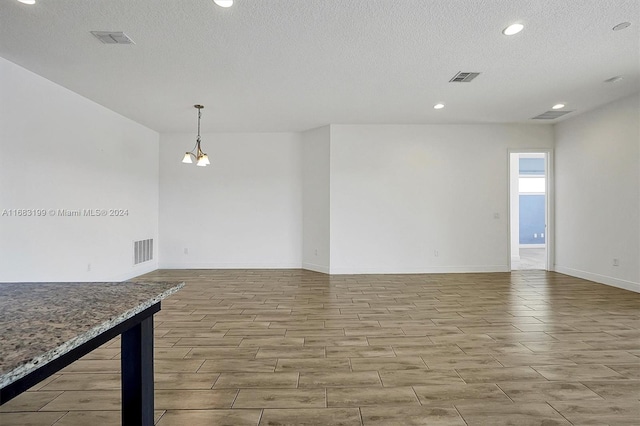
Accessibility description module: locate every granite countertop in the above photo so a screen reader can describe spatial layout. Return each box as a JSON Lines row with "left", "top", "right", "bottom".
{"left": 0, "top": 281, "right": 183, "bottom": 389}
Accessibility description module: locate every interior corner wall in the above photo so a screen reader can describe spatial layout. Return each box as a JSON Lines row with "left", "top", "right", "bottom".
{"left": 0, "top": 57, "right": 160, "bottom": 282}
{"left": 328, "top": 124, "right": 554, "bottom": 274}
{"left": 555, "top": 93, "right": 640, "bottom": 293}
{"left": 159, "top": 132, "right": 302, "bottom": 269}
{"left": 301, "top": 126, "right": 331, "bottom": 273}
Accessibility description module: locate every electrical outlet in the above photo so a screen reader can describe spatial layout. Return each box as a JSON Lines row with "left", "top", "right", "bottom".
{"left": 87, "top": 263, "right": 91, "bottom": 272}
{"left": 184, "top": 248, "right": 189, "bottom": 255}
{"left": 613, "top": 258, "right": 619, "bottom": 267}
{"left": 434, "top": 250, "right": 439, "bottom": 257}
{"left": 314, "top": 249, "right": 318, "bottom": 256}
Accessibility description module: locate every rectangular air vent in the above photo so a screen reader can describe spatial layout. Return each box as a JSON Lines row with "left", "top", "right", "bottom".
{"left": 91, "top": 31, "right": 135, "bottom": 45}
{"left": 449, "top": 72, "right": 481, "bottom": 82}
{"left": 134, "top": 239, "right": 153, "bottom": 265}
{"left": 531, "top": 110, "right": 574, "bottom": 120}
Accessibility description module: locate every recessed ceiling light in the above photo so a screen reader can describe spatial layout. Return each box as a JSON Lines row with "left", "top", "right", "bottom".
{"left": 613, "top": 22, "right": 631, "bottom": 31}
{"left": 17, "top": 0, "right": 36, "bottom": 4}
{"left": 552, "top": 103, "right": 565, "bottom": 110}
{"left": 503, "top": 23, "right": 524, "bottom": 36}
{"left": 213, "top": 0, "right": 233, "bottom": 7}
{"left": 604, "top": 76, "right": 623, "bottom": 83}
{"left": 433, "top": 103, "right": 445, "bottom": 110}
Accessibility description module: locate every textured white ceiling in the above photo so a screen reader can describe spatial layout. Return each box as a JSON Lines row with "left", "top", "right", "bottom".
{"left": 1, "top": 0, "right": 638, "bottom": 132}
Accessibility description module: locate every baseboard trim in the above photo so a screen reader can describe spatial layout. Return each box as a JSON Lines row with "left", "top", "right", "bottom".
{"left": 157, "top": 264, "right": 511, "bottom": 274}
{"left": 159, "top": 262, "right": 302, "bottom": 270}
{"left": 0, "top": 263, "right": 161, "bottom": 283}
{"left": 329, "top": 265, "right": 510, "bottom": 275}
{"left": 113, "top": 263, "right": 159, "bottom": 282}
{"left": 554, "top": 265, "right": 640, "bottom": 293}
{"left": 302, "top": 262, "right": 330, "bottom": 274}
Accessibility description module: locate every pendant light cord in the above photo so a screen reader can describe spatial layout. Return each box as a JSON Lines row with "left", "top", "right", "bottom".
{"left": 188, "top": 107, "right": 203, "bottom": 154}
{"left": 195, "top": 107, "right": 202, "bottom": 155}
{"left": 197, "top": 108, "right": 202, "bottom": 140}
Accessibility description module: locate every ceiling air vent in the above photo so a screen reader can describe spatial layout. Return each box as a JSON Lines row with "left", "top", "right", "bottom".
{"left": 449, "top": 72, "right": 481, "bottom": 83}
{"left": 531, "top": 110, "right": 574, "bottom": 120}
{"left": 91, "top": 31, "right": 135, "bottom": 45}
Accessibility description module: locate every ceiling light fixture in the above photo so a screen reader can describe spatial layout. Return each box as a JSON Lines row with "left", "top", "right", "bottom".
{"left": 502, "top": 23, "right": 524, "bottom": 36}
{"left": 552, "top": 103, "right": 565, "bottom": 110}
{"left": 433, "top": 103, "right": 445, "bottom": 109}
{"left": 17, "top": 0, "right": 36, "bottom": 4}
{"left": 182, "top": 105, "right": 210, "bottom": 167}
{"left": 213, "top": 0, "right": 233, "bottom": 7}
{"left": 613, "top": 22, "right": 631, "bottom": 31}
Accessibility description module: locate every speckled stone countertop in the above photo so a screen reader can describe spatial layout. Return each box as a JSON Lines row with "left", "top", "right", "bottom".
{"left": 0, "top": 281, "right": 183, "bottom": 389}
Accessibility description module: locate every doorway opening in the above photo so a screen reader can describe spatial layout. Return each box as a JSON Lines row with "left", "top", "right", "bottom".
{"left": 509, "top": 151, "right": 551, "bottom": 271}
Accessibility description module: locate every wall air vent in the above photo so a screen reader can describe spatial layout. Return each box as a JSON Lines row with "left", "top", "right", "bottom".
{"left": 91, "top": 31, "right": 135, "bottom": 45}
{"left": 531, "top": 110, "right": 574, "bottom": 120}
{"left": 449, "top": 72, "right": 481, "bottom": 82}
{"left": 134, "top": 239, "right": 153, "bottom": 265}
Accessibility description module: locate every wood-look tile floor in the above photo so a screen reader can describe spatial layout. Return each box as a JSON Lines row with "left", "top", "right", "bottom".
{"left": 2, "top": 270, "right": 639, "bottom": 425}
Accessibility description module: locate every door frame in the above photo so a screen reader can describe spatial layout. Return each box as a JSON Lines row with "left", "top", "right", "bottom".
{"left": 507, "top": 148, "right": 554, "bottom": 271}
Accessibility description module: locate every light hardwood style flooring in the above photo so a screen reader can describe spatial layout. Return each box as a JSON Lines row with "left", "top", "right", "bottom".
{"left": 2, "top": 270, "right": 639, "bottom": 425}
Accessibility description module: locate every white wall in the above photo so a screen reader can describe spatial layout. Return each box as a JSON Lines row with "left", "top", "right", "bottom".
{"left": 0, "top": 57, "right": 159, "bottom": 282}
{"left": 329, "top": 124, "right": 554, "bottom": 274}
{"left": 7, "top": 50, "right": 635, "bottom": 285}
{"left": 159, "top": 132, "right": 302, "bottom": 269}
{"left": 301, "top": 126, "right": 331, "bottom": 273}
{"left": 555, "top": 94, "right": 640, "bottom": 292}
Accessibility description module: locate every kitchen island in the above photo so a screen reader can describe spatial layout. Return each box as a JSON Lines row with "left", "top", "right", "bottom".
{"left": 0, "top": 281, "right": 183, "bottom": 425}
